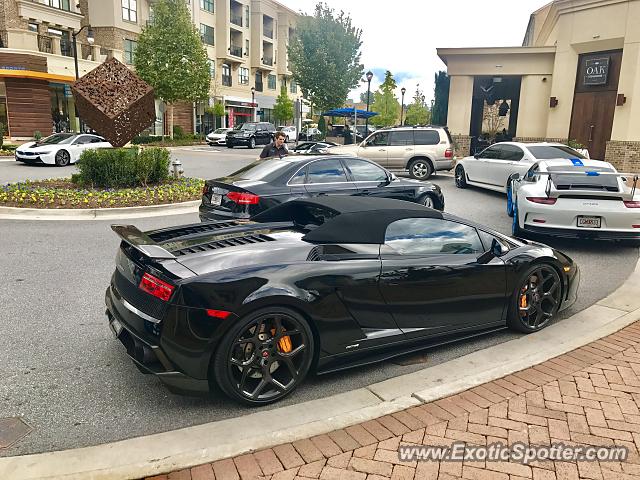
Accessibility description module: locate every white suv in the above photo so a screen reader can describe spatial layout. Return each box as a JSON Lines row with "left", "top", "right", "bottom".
{"left": 331, "top": 126, "right": 454, "bottom": 179}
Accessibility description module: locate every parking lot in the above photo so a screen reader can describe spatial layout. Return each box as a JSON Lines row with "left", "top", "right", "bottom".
{"left": 0, "top": 146, "right": 638, "bottom": 456}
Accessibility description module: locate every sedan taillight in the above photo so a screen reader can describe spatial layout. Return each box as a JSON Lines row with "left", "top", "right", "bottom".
{"left": 623, "top": 200, "right": 640, "bottom": 208}
{"left": 227, "top": 191, "right": 260, "bottom": 205}
{"left": 526, "top": 197, "right": 557, "bottom": 205}
{"left": 202, "top": 184, "right": 209, "bottom": 195}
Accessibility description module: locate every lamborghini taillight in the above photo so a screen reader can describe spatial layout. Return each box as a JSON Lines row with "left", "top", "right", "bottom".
{"left": 139, "top": 272, "right": 174, "bottom": 301}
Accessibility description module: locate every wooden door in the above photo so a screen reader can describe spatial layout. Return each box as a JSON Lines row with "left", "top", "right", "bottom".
{"left": 569, "top": 50, "right": 622, "bottom": 160}
{"left": 569, "top": 91, "right": 616, "bottom": 160}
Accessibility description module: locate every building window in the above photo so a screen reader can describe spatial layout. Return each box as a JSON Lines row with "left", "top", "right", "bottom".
{"left": 200, "top": 24, "right": 214, "bottom": 45}
{"left": 208, "top": 59, "right": 215, "bottom": 78}
{"left": 122, "top": 0, "right": 137, "bottom": 22}
{"left": 47, "top": 0, "right": 71, "bottom": 11}
{"left": 222, "top": 63, "right": 232, "bottom": 87}
{"left": 28, "top": 23, "right": 39, "bottom": 33}
{"left": 290, "top": 79, "right": 297, "bottom": 94}
{"left": 200, "top": 0, "right": 214, "bottom": 13}
{"left": 239, "top": 67, "right": 249, "bottom": 85}
{"left": 245, "top": 6, "right": 249, "bottom": 26}
{"left": 255, "top": 72, "right": 263, "bottom": 92}
{"left": 124, "top": 39, "right": 137, "bottom": 65}
{"left": 281, "top": 77, "right": 287, "bottom": 90}
{"left": 245, "top": 39, "right": 249, "bottom": 56}
{"left": 267, "top": 74, "right": 276, "bottom": 90}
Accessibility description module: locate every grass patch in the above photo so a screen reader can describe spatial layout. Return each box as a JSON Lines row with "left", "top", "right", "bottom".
{"left": 0, "top": 177, "right": 204, "bottom": 209}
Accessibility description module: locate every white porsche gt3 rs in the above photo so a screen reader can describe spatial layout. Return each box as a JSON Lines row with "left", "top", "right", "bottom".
{"left": 15, "top": 133, "right": 112, "bottom": 166}
{"left": 507, "top": 158, "right": 640, "bottom": 241}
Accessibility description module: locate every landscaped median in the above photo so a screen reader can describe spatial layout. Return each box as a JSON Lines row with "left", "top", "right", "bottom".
{"left": 0, "top": 146, "right": 204, "bottom": 211}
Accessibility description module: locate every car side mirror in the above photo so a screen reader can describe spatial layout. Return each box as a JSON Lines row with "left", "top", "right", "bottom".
{"left": 511, "top": 173, "right": 521, "bottom": 181}
{"left": 477, "top": 238, "right": 508, "bottom": 264}
{"left": 473, "top": 154, "right": 479, "bottom": 159}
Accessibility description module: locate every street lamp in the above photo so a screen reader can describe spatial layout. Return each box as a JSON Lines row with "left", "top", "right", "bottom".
{"left": 365, "top": 70, "right": 373, "bottom": 135}
{"left": 72, "top": 25, "right": 93, "bottom": 132}
{"left": 251, "top": 86, "right": 256, "bottom": 121}
{"left": 400, "top": 87, "right": 406, "bottom": 126}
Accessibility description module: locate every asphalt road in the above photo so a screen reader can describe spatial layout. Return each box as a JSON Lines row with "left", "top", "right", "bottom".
{"left": 0, "top": 148, "right": 638, "bottom": 456}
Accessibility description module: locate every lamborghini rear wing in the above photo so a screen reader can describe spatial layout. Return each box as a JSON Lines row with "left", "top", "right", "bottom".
{"left": 535, "top": 171, "right": 639, "bottom": 200}
{"left": 111, "top": 224, "right": 176, "bottom": 260}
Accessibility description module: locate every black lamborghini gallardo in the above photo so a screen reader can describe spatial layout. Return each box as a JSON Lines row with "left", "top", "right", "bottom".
{"left": 106, "top": 197, "right": 579, "bottom": 405}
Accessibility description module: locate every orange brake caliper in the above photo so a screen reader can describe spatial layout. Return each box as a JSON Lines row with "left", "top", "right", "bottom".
{"left": 271, "top": 328, "right": 293, "bottom": 353}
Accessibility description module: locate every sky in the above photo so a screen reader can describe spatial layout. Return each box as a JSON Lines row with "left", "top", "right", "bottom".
{"left": 278, "top": 0, "right": 550, "bottom": 105}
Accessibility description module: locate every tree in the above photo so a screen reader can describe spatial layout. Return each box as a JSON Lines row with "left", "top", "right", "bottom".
{"left": 288, "top": 3, "right": 363, "bottom": 113}
{"left": 482, "top": 101, "right": 505, "bottom": 139}
{"left": 273, "top": 86, "right": 294, "bottom": 124}
{"left": 404, "top": 84, "right": 430, "bottom": 126}
{"left": 431, "top": 71, "right": 450, "bottom": 126}
{"left": 371, "top": 71, "right": 399, "bottom": 127}
{"left": 359, "top": 90, "right": 374, "bottom": 106}
{"left": 134, "top": 0, "right": 210, "bottom": 139}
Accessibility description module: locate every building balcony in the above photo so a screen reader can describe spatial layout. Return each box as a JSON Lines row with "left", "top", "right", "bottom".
{"left": 16, "top": 0, "right": 83, "bottom": 31}
{"left": 38, "top": 34, "right": 53, "bottom": 54}
{"left": 230, "top": 45, "right": 242, "bottom": 57}
{"left": 255, "top": 81, "right": 264, "bottom": 92}
{"left": 262, "top": 56, "right": 273, "bottom": 66}
{"left": 230, "top": 14, "right": 243, "bottom": 27}
{"left": 60, "top": 38, "right": 73, "bottom": 57}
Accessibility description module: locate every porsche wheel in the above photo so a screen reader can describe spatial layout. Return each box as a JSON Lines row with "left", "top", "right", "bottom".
{"left": 512, "top": 201, "right": 523, "bottom": 237}
{"left": 506, "top": 183, "right": 515, "bottom": 217}
{"left": 454, "top": 165, "right": 467, "bottom": 188}
{"left": 213, "top": 307, "right": 314, "bottom": 405}
{"left": 55, "top": 150, "right": 71, "bottom": 167}
{"left": 409, "top": 159, "right": 432, "bottom": 180}
{"left": 508, "top": 264, "right": 561, "bottom": 333}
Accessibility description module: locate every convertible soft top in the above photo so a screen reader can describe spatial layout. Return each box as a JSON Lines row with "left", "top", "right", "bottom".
{"left": 252, "top": 197, "right": 442, "bottom": 244}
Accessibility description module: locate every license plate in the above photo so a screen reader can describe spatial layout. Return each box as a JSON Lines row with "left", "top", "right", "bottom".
{"left": 210, "top": 193, "right": 222, "bottom": 206}
{"left": 109, "top": 317, "right": 123, "bottom": 338}
{"left": 577, "top": 216, "right": 601, "bottom": 228}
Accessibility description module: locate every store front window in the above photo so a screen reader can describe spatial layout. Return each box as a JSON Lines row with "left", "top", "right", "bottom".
{"left": 50, "top": 83, "right": 78, "bottom": 133}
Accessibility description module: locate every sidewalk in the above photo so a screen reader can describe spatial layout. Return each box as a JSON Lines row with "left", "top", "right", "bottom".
{"left": 148, "top": 321, "right": 640, "bottom": 480}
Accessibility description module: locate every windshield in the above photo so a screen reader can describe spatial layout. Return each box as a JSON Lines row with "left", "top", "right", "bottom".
{"left": 237, "top": 124, "right": 257, "bottom": 131}
{"left": 37, "top": 133, "right": 76, "bottom": 145}
{"left": 213, "top": 128, "right": 228, "bottom": 134}
{"left": 547, "top": 165, "right": 619, "bottom": 191}
{"left": 226, "top": 159, "right": 290, "bottom": 181}
{"left": 528, "top": 145, "right": 585, "bottom": 160}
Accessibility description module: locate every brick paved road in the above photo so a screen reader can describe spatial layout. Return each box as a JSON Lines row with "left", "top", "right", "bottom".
{"left": 148, "top": 321, "right": 640, "bottom": 480}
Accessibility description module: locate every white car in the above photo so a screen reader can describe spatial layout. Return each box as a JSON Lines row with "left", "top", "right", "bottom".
{"left": 508, "top": 158, "right": 640, "bottom": 240}
{"left": 455, "top": 142, "right": 587, "bottom": 193}
{"left": 15, "top": 133, "right": 112, "bottom": 167}
{"left": 206, "top": 128, "right": 231, "bottom": 146}
{"left": 277, "top": 126, "right": 297, "bottom": 142}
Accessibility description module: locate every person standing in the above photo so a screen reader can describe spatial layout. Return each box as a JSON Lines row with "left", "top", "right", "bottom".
{"left": 259, "top": 131, "right": 289, "bottom": 159}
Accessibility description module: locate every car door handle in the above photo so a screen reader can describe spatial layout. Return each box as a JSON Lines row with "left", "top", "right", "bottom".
{"left": 378, "top": 149, "right": 386, "bottom": 151}
{"left": 406, "top": 148, "right": 412, "bottom": 151}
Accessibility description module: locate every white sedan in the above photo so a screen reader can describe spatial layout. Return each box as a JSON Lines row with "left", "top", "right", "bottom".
{"left": 277, "top": 126, "right": 297, "bottom": 143}
{"left": 15, "top": 133, "right": 112, "bottom": 167}
{"left": 508, "top": 158, "right": 640, "bottom": 240}
{"left": 206, "top": 128, "right": 231, "bottom": 146}
{"left": 455, "top": 142, "right": 588, "bottom": 193}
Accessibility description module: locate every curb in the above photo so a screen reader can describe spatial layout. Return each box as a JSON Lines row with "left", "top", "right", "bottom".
{"left": 0, "top": 200, "right": 200, "bottom": 220}
{"left": 1, "top": 256, "right": 639, "bottom": 480}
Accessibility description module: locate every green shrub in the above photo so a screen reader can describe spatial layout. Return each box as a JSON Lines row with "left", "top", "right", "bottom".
{"left": 173, "top": 125, "right": 186, "bottom": 139}
{"left": 34, "top": 131, "right": 42, "bottom": 141}
{"left": 73, "top": 147, "right": 171, "bottom": 188}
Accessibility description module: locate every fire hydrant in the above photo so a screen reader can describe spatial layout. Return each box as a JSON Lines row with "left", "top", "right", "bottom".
{"left": 171, "top": 159, "right": 184, "bottom": 179}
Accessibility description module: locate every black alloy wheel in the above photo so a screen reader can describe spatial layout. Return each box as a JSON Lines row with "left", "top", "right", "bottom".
{"left": 213, "top": 307, "right": 314, "bottom": 405}
{"left": 421, "top": 193, "right": 435, "bottom": 209}
{"left": 227, "top": 144, "right": 234, "bottom": 148}
{"left": 508, "top": 264, "right": 562, "bottom": 333}
{"left": 249, "top": 137, "right": 256, "bottom": 149}
{"left": 454, "top": 164, "right": 467, "bottom": 188}
{"left": 55, "top": 150, "right": 71, "bottom": 166}
{"left": 409, "top": 159, "right": 433, "bottom": 180}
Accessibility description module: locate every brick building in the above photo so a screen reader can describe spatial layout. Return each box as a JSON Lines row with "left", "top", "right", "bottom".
{"left": 0, "top": 0, "right": 303, "bottom": 140}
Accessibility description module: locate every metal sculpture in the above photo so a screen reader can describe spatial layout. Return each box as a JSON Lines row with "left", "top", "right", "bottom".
{"left": 72, "top": 57, "right": 155, "bottom": 147}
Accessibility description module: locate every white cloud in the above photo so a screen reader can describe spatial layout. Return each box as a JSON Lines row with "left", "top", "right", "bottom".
{"left": 278, "top": 0, "right": 548, "bottom": 104}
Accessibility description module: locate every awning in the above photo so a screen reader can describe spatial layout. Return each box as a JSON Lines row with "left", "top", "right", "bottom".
{"left": 321, "top": 107, "right": 378, "bottom": 119}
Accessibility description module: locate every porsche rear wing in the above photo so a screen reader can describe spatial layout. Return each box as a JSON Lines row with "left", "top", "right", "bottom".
{"left": 111, "top": 224, "right": 176, "bottom": 260}
{"left": 536, "top": 171, "right": 639, "bottom": 200}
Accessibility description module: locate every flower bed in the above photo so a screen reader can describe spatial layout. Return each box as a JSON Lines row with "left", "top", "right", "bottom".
{"left": 0, "top": 177, "right": 204, "bottom": 209}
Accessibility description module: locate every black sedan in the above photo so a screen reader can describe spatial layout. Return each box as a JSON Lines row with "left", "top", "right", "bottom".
{"left": 199, "top": 155, "right": 444, "bottom": 222}
{"left": 106, "top": 197, "right": 579, "bottom": 405}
